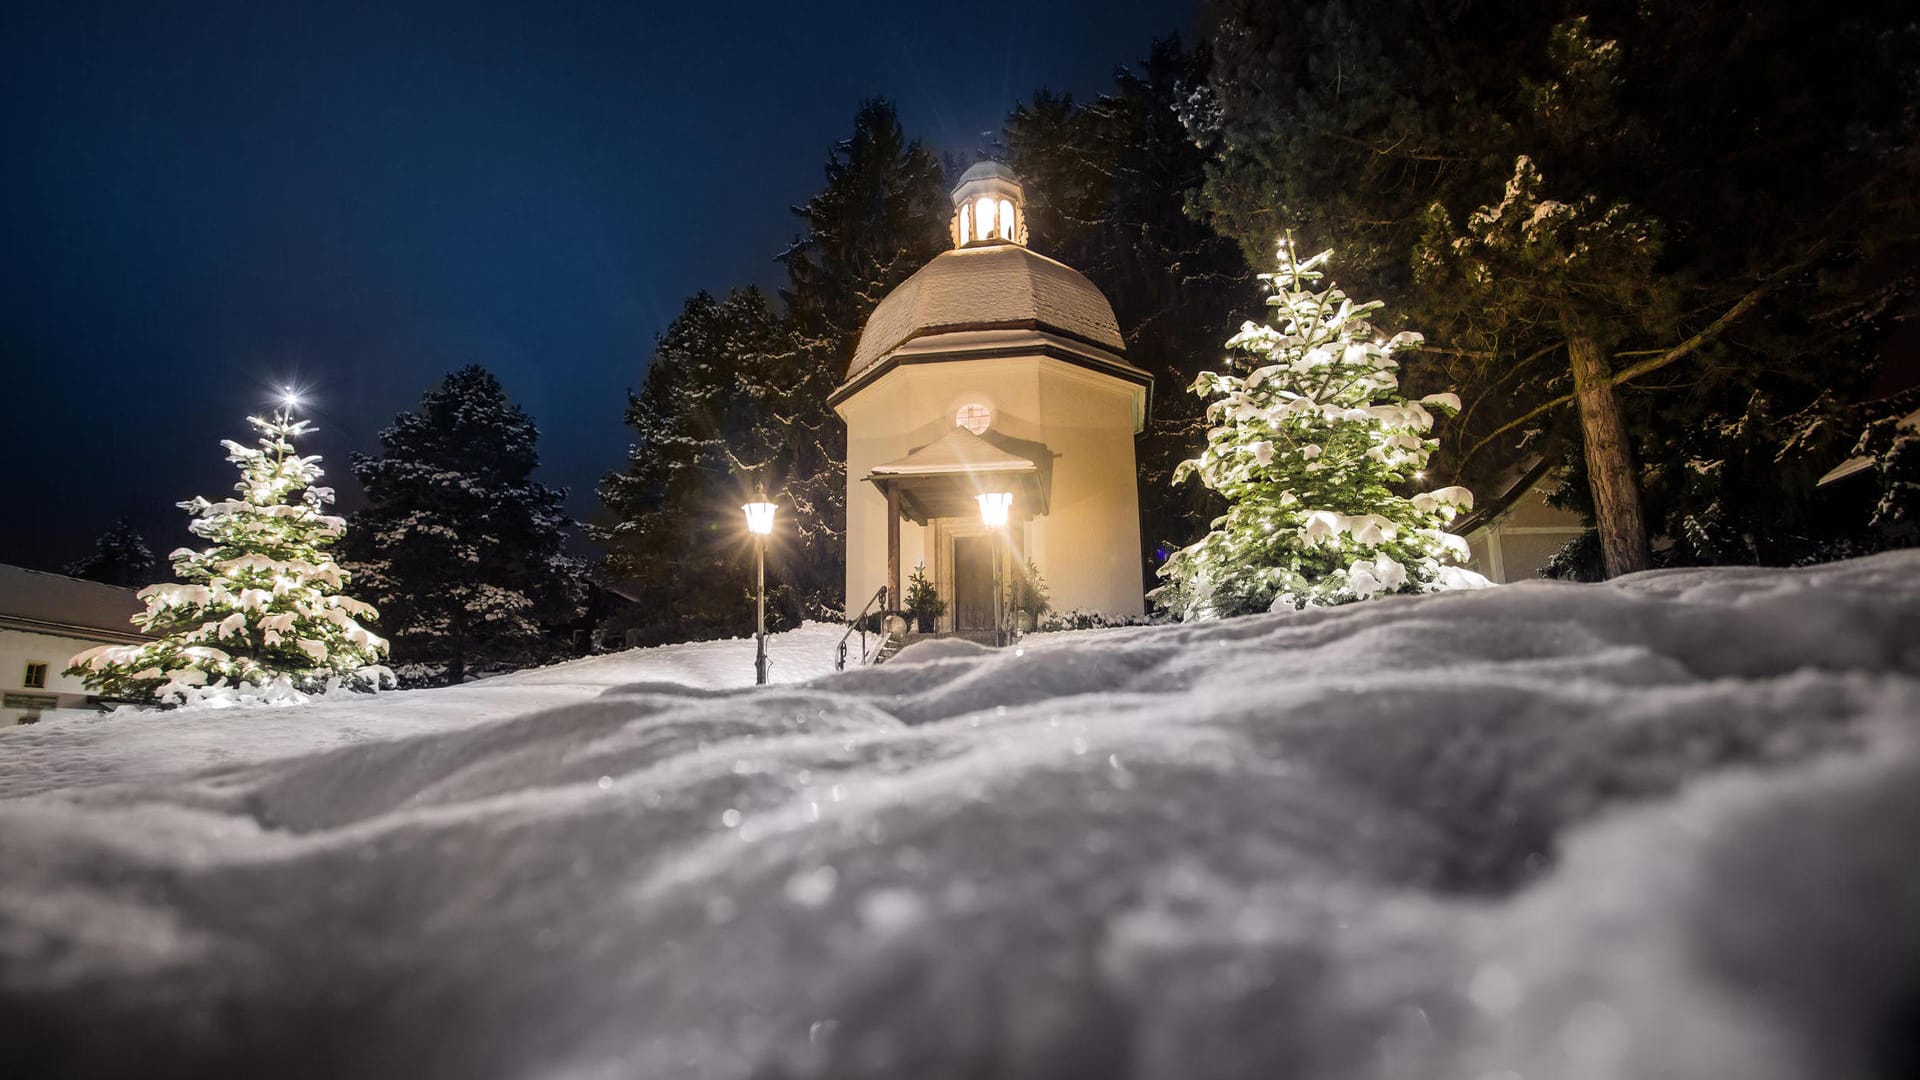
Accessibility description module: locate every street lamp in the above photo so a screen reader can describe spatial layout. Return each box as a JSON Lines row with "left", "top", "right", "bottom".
{"left": 976, "top": 491, "right": 1013, "bottom": 645}
{"left": 743, "top": 492, "right": 777, "bottom": 685}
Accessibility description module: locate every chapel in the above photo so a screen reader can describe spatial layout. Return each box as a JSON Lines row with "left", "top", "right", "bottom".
{"left": 830, "top": 162, "right": 1152, "bottom": 635}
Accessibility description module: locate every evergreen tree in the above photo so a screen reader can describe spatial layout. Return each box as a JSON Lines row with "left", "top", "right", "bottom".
{"left": 63, "top": 518, "right": 155, "bottom": 588}
{"left": 1189, "top": 0, "right": 1920, "bottom": 576}
{"left": 67, "top": 407, "right": 389, "bottom": 703}
{"left": 598, "top": 100, "right": 949, "bottom": 639}
{"left": 344, "top": 366, "right": 583, "bottom": 686}
{"left": 595, "top": 290, "right": 796, "bottom": 644}
{"left": 1154, "top": 243, "right": 1486, "bottom": 618}
{"left": 780, "top": 98, "right": 950, "bottom": 358}
{"left": 774, "top": 98, "right": 951, "bottom": 608}
{"left": 1007, "top": 39, "right": 1256, "bottom": 592}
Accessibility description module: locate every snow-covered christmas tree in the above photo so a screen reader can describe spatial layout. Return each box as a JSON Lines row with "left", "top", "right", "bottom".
{"left": 1153, "top": 241, "right": 1491, "bottom": 618}
{"left": 67, "top": 401, "right": 391, "bottom": 705}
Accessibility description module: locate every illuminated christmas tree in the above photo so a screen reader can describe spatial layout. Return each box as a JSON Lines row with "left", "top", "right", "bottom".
{"left": 68, "top": 399, "right": 390, "bottom": 705}
{"left": 1153, "top": 242, "right": 1490, "bottom": 618}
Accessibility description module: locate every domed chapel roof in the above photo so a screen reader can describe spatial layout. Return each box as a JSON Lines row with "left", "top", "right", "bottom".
{"left": 844, "top": 165, "right": 1128, "bottom": 381}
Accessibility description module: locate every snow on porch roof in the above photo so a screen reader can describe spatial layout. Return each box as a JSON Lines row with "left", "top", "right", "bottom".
{"left": 865, "top": 427, "right": 1051, "bottom": 524}
{"left": 866, "top": 426, "right": 1040, "bottom": 477}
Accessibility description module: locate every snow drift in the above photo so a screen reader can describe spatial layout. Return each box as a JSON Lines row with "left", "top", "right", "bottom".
{"left": 3, "top": 554, "right": 1918, "bottom": 1079}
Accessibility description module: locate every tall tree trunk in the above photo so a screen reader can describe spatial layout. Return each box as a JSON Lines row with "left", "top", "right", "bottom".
{"left": 448, "top": 610, "right": 466, "bottom": 686}
{"left": 1567, "top": 335, "right": 1651, "bottom": 577}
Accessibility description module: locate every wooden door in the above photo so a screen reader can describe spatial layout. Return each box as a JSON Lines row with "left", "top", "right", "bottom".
{"left": 953, "top": 536, "right": 995, "bottom": 631}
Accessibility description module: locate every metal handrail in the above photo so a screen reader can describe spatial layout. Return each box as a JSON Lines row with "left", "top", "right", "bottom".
{"left": 834, "top": 585, "right": 890, "bottom": 671}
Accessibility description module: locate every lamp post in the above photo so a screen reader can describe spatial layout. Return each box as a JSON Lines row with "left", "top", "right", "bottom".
{"left": 743, "top": 492, "right": 777, "bottom": 685}
{"left": 975, "top": 491, "right": 1013, "bottom": 647}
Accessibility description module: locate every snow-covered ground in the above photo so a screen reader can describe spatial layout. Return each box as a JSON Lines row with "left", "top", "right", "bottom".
{"left": 3, "top": 555, "right": 1918, "bottom": 1079}
{"left": 0, "top": 622, "right": 847, "bottom": 800}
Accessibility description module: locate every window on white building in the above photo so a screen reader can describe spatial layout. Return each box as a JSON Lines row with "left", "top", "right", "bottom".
{"left": 23, "top": 662, "right": 48, "bottom": 689}
{"left": 956, "top": 403, "right": 991, "bottom": 434}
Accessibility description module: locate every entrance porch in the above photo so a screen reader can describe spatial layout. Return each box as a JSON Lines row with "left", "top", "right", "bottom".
{"left": 865, "top": 427, "right": 1051, "bottom": 641}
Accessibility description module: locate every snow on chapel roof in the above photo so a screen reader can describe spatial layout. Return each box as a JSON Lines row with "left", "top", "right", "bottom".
{"left": 955, "top": 160, "right": 1020, "bottom": 187}
{"left": 843, "top": 164, "right": 1129, "bottom": 381}
{"left": 846, "top": 246, "right": 1127, "bottom": 379}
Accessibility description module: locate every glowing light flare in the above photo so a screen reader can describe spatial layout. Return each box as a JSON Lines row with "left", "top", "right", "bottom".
{"left": 976, "top": 491, "right": 1013, "bottom": 528}
{"left": 976, "top": 196, "right": 997, "bottom": 240}
{"left": 998, "top": 198, "right": 1015, "bottom": 240}
{"left": 959, "top": 202, "right": 972, "bottom": 245}
{"left": 743, "top": 498, "right": 777, "bottom": 535}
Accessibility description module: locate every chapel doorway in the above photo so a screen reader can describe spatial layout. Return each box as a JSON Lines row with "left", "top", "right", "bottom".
{"left": 952, "top": 535, "right": 996, "bottom": 632}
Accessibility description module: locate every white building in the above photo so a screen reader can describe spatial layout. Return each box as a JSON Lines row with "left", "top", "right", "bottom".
{"left": 830, "top": 163, "right": 1152, "bottom": 633}
{"left": 0, "top": 564, "right": 147, "bottom": 725}
{"left": 1457, "top": 461, "right": 1589, "bottom": 583}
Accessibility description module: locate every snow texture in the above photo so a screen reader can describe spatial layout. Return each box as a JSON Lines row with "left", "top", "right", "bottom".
{"left": 2, "top": 623, "right": 846, "bottom": 801}
{"left": 3, "top": 555, "right": 1920, "bottom": 1079}
{"left": 846, "top": 245, "right": 1128, "bottom": 378}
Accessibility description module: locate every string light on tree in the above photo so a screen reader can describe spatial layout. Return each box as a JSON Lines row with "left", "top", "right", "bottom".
{"left": 1153, "top": 241, "right": 1492, "bottom": 618}
{"left": 66, "top": 401, "right": 392, "bottom": 705}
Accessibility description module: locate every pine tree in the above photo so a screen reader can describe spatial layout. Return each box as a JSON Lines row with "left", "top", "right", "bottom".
{"left": 1188, "top": 1, "right": 1920, "bottom": 577}
{"left": 67, "top": 407, "right": 389, "bottom": 704}
{"left": 344, "top": 366, "right": 584, "bottom": 685}
{"left": 597, "top": 100, "right": 950, "bottom": 640}
{"left": 63, "top": 518, "right": 156, "bottom": 588}
{"left": 594, "top": 290, "right": 795, "bottom": 645}
{"left": 775, "top": 99, "right": 951, "bottom": 610}
{"left": 1007, "top": 39, "right": 1256, "bottom": 594}
{"left": 1153, "top": 243, "right": 1487, "bottom": 618}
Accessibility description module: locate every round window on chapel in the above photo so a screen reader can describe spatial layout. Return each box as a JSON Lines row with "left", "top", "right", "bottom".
{"left": 956, "top": 403, "right": 991, "bottom": 434}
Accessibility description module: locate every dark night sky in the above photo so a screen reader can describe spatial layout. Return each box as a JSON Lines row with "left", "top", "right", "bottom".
{"left": 0, "top": 0, "right": 1196, "bottom": 572}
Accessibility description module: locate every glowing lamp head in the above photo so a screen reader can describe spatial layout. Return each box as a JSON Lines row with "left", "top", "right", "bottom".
{"left": 743, "top": 496, "right": 777, "bottom": 536}
{"left": 976, "top": 491, "right": 1013, "bottom": 528}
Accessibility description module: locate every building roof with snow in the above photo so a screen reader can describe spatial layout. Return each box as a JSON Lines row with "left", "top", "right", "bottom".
{"left": 0, "top": 564, "right": 149, "bottom": 644}
{"left": 843, "top": 245, "right": 1129, "bottom": 380}
{"left": 833, "top": 163, "right": 1147, "bottom": 406}
{"left": 953, "top": 159, "right": 1021, "bottom": 188}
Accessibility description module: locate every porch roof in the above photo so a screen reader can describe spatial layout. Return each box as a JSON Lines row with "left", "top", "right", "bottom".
{"left": 865, "top": 427, "right": 1051, "bottom": 524}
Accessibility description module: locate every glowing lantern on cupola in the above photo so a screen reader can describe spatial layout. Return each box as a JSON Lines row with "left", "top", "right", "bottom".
{"left": 951, "top": 161, "right": 1028, "bottom": 247}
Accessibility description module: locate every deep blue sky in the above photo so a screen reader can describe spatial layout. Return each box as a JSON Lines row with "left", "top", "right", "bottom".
{"left": 0, "top": 0, "right": 1196, "bottom": 572}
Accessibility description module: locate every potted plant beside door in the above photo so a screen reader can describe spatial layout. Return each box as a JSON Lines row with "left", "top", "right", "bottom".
{"left": 1012, "top": 561, "right": 1051, "bottom": 633}
{"left": 905, "top": 561, "right": 946, "bottom": 634}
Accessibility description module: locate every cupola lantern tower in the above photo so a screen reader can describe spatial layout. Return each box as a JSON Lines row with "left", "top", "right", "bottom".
{"left": 950, "top": 161, "right": 1029, "bottom": 248}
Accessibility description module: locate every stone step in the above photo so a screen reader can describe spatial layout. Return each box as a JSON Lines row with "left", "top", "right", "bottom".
{"left": 871, "top": 629, "right": 1000, "bottom": 665}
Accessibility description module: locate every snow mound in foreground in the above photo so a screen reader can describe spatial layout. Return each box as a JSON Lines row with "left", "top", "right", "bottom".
{"left": 3, "top": 554, "right": 1919, "bottom": 1079}
{"left": 0, "top": 623, "right": 847, "bottom": 800}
